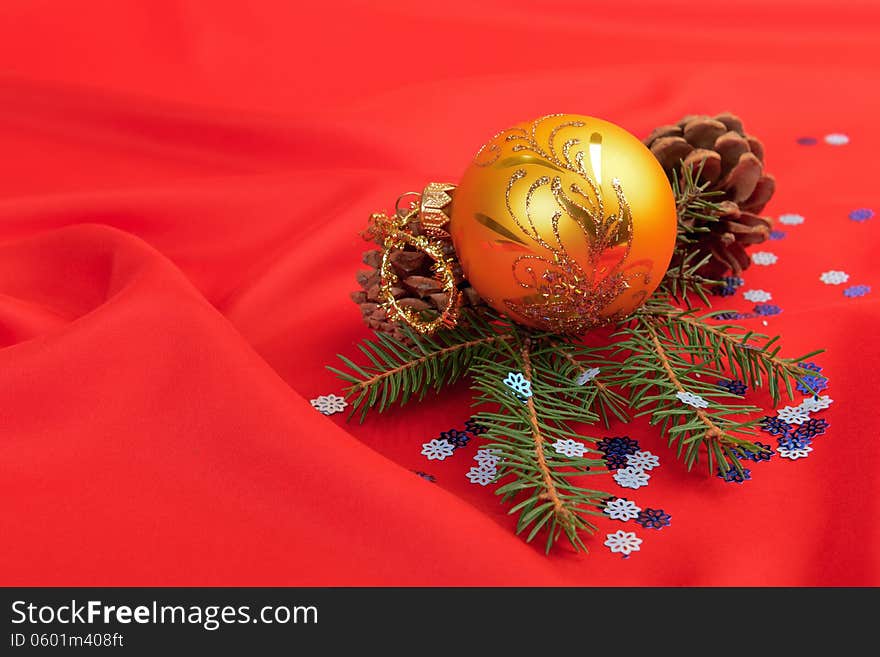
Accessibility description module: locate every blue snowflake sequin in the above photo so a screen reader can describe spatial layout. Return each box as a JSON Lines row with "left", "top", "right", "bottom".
{"left": 778, "top": 434, "right": 813, "bottom": 451}
{"left": 795, "top": 363, "right": 827, "bottom": 394}
{"left": 760, "top": 416, "right": 793, "bottom": 436}
{"left": 604, "top": 453, "right": 628, "bottom": 470}
{"left": 754, "top": 303, "right": 782, "bottom": 316}
{"left": 636, "top": 508, "right": 672, "bottom": 530}
{"left": 413, "top": 471, "right": 436, "bottom": 482}
{"left": 796, "top": 137, "right": 818, "bottom": 145}
{"left": 792, "top": 418, "right": 829, "bottom": 439}
{"left": 736, "top": 442, "right": 773, "bottom": 462}
{"left": 713, "top": 284, "right": 737, "bottom": 297}
{"left": 464, "top": 417, "right": 488, "bottom": 435}
{"left": 797, "top": 375, "right": 828, "bottom": 395}
{"left": 849, "top": 208, "right": 874, "bottom": 222}
{"left": 718, "top": 379, "right": 747, "bottom": 395}
{"left": 714, "top": 312, "right": 741, "bottom": 321}
{"left": 596, "top": 436, "right": 640, "bottom": 456}
{"left": 441, "top": 429, "right": 470, "bottom": 449}
{"left": 843, "top": 285, "right": 871, "bottom": 298}
{"left": 769, "top": 230, "right": 786, "bottom": 240}
{"left": 718, "top": 467, "right": 751, "bottom": 484}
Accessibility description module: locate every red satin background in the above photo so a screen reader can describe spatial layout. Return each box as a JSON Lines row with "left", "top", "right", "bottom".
{"left": 1, "top": 1, "right": 877, "bottom": 585}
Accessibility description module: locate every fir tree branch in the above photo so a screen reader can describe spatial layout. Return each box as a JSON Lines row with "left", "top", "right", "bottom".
{"left": 638, "top": 300, "right": 823, "bottom": 403}
{"left": 470, "top": 333, "right": 611, "bottom": 553}
{"left": 520, "top": 341, "right": 568, "bottom": 518}
{"left": 609, "top": 314, "right": 764, "bottom": 473}
{"left": 328, "top": 311, "right": 516, "bottom": 420}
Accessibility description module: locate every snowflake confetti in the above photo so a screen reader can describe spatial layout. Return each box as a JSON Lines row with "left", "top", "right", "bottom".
{"left": 799, "top": 395, "right": 833, "bottom": 412}
{"left": 737, "top": 442, "right": 773, "bottom": 462}
{"left": 625, "top": 450, "right": 660, "bottom": 472}
{"left": 849, "top": 208, "right": 874, "bottom": 222}
{"left": 414, "top": 471, "right": 436, "bottom": 482}
{"left": 718, "top": 379, "right": 747, "bottom": 395}
{"left": 778, "top": 213, "right": 804, "bottom": 226}
{"left": 796, "top": 375, "right": 828, "bottom": 395}
{"left": 575, "top": 367, "right": 601, "bottom": 386}
{"left": 474, "top": 449, "right": 501, "bottom": 468}
{"left": 759, "top": 416, "right": 792, "bottom": 436}
{"left": 743, "top": 289, "right": 772, "bottom": 302}
{"left": 796, "top": 136, "right": 817, "bottom": 145}
{"left": 466, "top": 465, "right": 496, "bottom": 486}
{"left": 820, "top": 270, "right": 849, "bottom": 285}
{"left": 778, "top": 445, "right": 813, "bottom": 460}
{"left": 503, "top": 371, "right": 532, "bottom": 400}
{"left": 769, "top": 230, "right": 786, "bottom": 240}
{"left": 604, "top": 530, "right": 643, "bottom": 557}
{"left": 604, "top": 498, "right": 642, "bottom": 521}
{"left": 440, "top": 429, "right": 470, "bottom": 449}
{"left": 777, "top": 405, "right": 811, "bottom": 425}
{"left": 792, "top": 418, "right": 829, "bottom": 439}
{"left": 751, "top": 251, "right": 778, "bottom": 266}
{"left": 421, "top": 438, "right": 455, "bottom": 461}
{"left": 310, "top": 393, "right": 348, "bottom": 416}
{"left": 778, "top": 434, "right": 813, "bottom": 451}
{"left": 614, "top": 466, "right": 650, "bottom": 490}
{"left": 824, "top": 133, "right": 849, "bottom": 145}
{"left": 713, "top": 284, "right": 737, "bottom": 297}
{"left": 464, "top": 417, "right": 488, "bottom": 435}
{"left": 636, "top": 508, "right": 671, "bottom": 530}
{"left": 843, "top": 284, "right": 871, "bottom": 298}
{"left": 604, "top": 453, "right": 628, "bottom": 470}
{"left": 677, "top": 390, "right": 709, "bottom": 409}
{"left": 596, "top": 436, "right": 640, "bottom": 456}
{"left": 552, "top": 438, "right": 587, "bottom": 458}
{"left": 754, "top": 303, "right": 782, "bottom": 316}
{"left": 718, "top": 467, "right": 751, "bottom": 484}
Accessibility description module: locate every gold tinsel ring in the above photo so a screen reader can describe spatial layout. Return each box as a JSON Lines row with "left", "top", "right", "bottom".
{"left": 378, "top": 230, "right": 461, "bottom": 335}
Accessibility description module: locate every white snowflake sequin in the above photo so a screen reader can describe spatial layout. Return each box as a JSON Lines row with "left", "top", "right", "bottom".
{"left": 743, "top": 289, "right": 772, "bottom": 302}
{"left": 474, "top": 449, "right": 501, "bottom": 468}
{"left": 776, "top": 405, "right": 811, "bottom": 425}
{"left": 503, "top": 372, "right": 532, "bottom": 400}
{"left": 614, "top": 466, "right": 650, "bottom": 489}
{"left": 625, "top": 450, "right": 660, "bottom": 472}
{"left": 575, "top": 367, "right": 601, "bottom": 386}
{"left": 604, "top": 498, "right": 642, "bottom": 521}
{"left": 778, "top": 446, "right": 813, "bottom": 460}
{"left": 552, "top": 439, "right": 587, "bottom": 458}
{"left": 421, "top": 439, "right": 455, "bottom": 461}
{"left": 824, "top": 133, "right": 849, "bottom": 146}
{"left": 604, "top": 530, "right": 643, "bottom": 556}
{"left": 752, "top": 251, "right": 778, "bottom": 266}
{"left": 798, "top": 395, "right": 833, "bottom": 413}
{"left": 778, "top": 213, "right": 805, "bottom": 226}
{"left": 820, "top": 270, "right": 849, "bottom": 285}
{"left": 466, "top": 465, "right": 496, "bottom": 486}
{"left": 677, "top": 390, "right": 709, "bottom": 409}
{"left": 310, "top": 394, "right": 348, "bottom": 416}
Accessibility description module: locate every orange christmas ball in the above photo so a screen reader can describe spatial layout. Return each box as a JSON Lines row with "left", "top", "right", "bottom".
{"left": 449, "top": 114, "right": 677, "bottom": 334}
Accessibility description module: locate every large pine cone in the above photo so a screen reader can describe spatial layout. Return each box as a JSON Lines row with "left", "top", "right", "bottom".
{"left": 351, "top": 220, "right": 486, "bottom": 339}
{"left": 644, "top": 112, "right": 775, "bottom": 279}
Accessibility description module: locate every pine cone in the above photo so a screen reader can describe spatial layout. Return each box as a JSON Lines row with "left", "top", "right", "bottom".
{"left": 351, "top": 220, "right": 486, "bottom": 338}
{"left": 644, "top": 112, "right": 775, "bottom": 279}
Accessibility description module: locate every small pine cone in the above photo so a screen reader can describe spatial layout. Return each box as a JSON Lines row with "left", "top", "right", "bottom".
{"left": 645, "top": 112, "right": 775, "bottom": 279}
{"left": 352, "top": 219, "right": 487, "bottom": 336}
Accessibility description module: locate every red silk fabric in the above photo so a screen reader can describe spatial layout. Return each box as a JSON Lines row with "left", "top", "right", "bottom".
{"left": 1, "top": 1, "right": 877, "bottom": 585}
